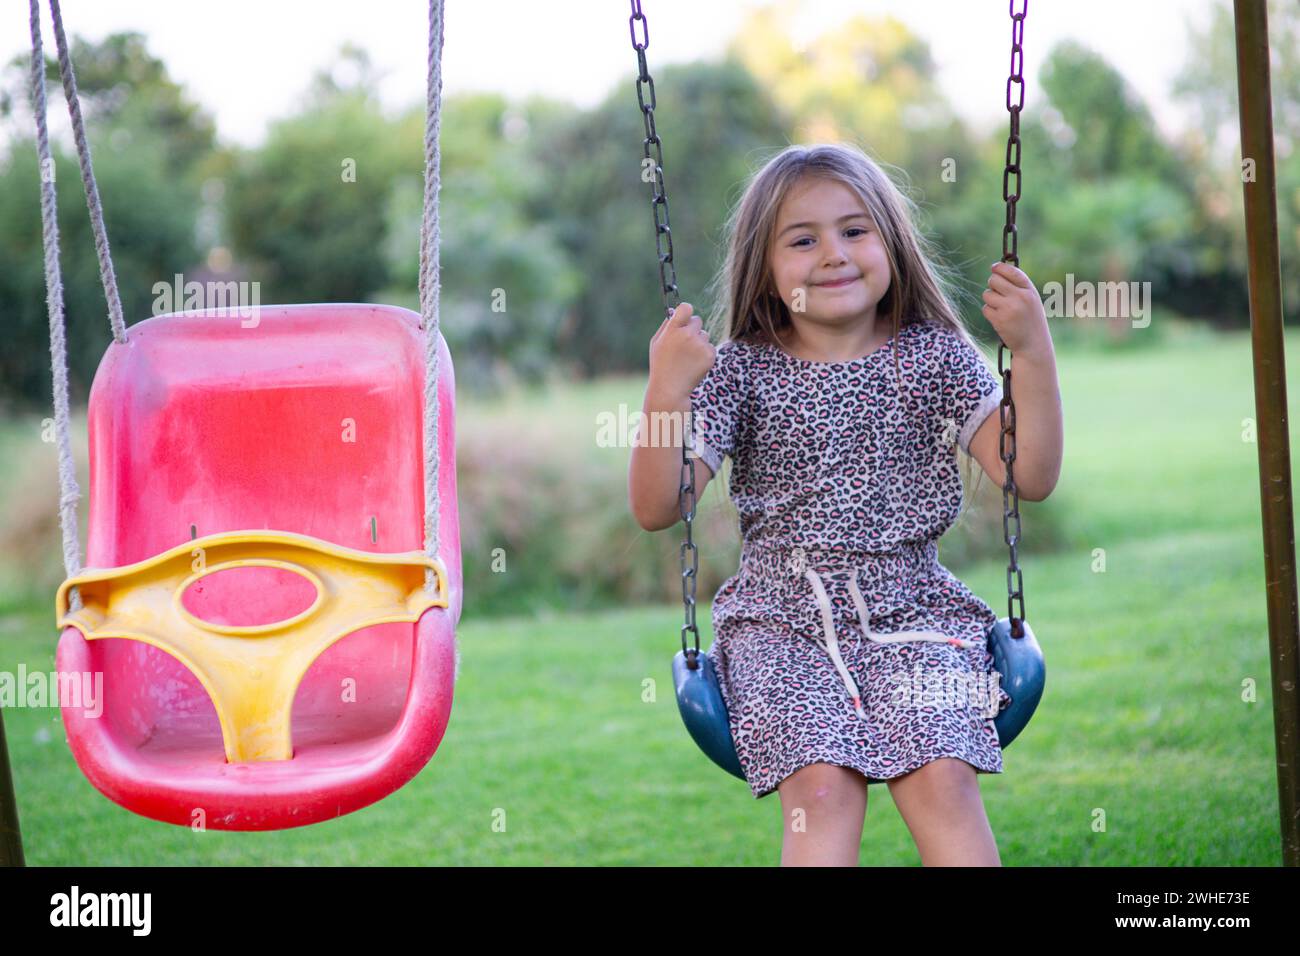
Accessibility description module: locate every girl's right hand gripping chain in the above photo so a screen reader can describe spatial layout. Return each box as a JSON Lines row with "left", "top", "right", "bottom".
{"left": 648, "top": 302, "right": 715, "bottom": 400}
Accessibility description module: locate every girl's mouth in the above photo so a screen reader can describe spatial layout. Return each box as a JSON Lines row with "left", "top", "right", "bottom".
{"left": 816, "top": 277, "right": 859, "bottom": 288}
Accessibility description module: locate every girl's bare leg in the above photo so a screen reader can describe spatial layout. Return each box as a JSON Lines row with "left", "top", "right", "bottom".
{"left": 775, "top": 762, "right": 869, "bottom": 866}
{"left": 886, "top": 757, "right": 1001, "bottom": 866}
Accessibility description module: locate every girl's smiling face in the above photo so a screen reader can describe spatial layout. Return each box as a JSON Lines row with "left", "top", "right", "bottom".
{"left": 768, "top": 176, "right": 893, "bottom": 332}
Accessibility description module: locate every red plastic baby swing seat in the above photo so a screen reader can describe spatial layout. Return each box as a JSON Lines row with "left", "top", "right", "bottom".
{"left": 56, "top": 303, "right": 462, "bottom": 830}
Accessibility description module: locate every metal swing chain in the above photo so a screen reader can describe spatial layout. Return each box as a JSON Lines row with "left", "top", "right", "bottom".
{"left": 999, "top": 0, "right": 1027, "bottom": 638}
{"left": 627, "top": 2, "right": 701, "bottom": 668}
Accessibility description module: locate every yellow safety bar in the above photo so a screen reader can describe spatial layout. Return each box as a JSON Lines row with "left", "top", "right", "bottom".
{"left": 56, "top": 530, "right": 449, "bottom": 763}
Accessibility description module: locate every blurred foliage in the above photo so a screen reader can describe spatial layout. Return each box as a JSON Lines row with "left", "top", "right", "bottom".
{"left": 224, "top": 50, "right": 397, "bottom": 306}
{"left": 0, "top": 31, "right": 219, "bottom": 175}
{"left": 0, "top": 0, "right": 1296, "bottom": 407}
{"left": 530, "top": 57, "right": 791, "bottom": 377}
{"left": 377, "top": 91, "right": 584, "bottom": 389}
{"left": 0, "top": 30, "right": 205, "bottom": 406}
{"left": 1172, "top": 0, "right": 1300, "bottom": 314}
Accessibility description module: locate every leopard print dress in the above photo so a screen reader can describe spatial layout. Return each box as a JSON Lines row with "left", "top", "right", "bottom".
{"left": 688, "top": 319, "right": 1014, "bottom": 799}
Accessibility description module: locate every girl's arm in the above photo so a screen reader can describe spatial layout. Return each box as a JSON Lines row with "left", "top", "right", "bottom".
{"left": 971, "top": 262, "right": 1064, "bottom": 502}
{"left": 628, "top": 303, "right": 718, "bottom": 531}
{"left": 966, "top": 343, "right": 1062, "bottom": 501}
{"left": 629, "top": 384, "right": 715, "bottom": 531}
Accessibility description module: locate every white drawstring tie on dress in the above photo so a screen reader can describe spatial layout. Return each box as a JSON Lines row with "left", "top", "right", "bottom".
{"left": 788, "top": 544, "right": 978, "bottom": 721}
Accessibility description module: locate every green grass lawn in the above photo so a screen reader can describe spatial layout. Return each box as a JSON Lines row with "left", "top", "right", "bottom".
{"left": 0, "top": 320, "right": 1291, "bottom": 864}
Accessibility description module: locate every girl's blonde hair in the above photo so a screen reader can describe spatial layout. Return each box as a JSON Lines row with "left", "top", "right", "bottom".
{"left": 704, "top": 141, "right": 996, "bottom": 501}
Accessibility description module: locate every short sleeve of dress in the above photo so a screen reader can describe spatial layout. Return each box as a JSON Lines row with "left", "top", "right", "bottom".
{"left": 688, "top": 339, "right": 745, "bottom": 478}
{"left": 943, "top": 329, "right": 1004, "bottom": 455}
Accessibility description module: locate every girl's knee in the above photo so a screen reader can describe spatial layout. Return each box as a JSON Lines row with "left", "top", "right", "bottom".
{"left": 779, "top": 761, "right": 867, "bottom": 802}
{"left": 893, "top": 757, "right": 977, "bottom": 799}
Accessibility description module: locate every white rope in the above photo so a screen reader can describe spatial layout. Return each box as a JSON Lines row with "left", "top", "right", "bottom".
{"left": 419, "top": 0, "right": 445, "bottom": 587}
{"left": 49, "top": 0, "right": 127, "bottom": 345}
{"left": 29, "top": 0, "right": 83, "bottom": 612}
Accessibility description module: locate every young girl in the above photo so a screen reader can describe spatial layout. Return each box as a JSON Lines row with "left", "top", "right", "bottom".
{"left": 628, "top": 143, "right": 1062, "bottom": 866}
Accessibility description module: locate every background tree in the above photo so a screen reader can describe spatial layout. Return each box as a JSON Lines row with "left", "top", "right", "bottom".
{"left": 1173, "top": 0, "right": 1298, "bottom": 315}
{"left": 222, "top": 45, "right": 397, "bottom": 305}
{"left": 531, "top": 58, "right": 790, "bottom": 377}
{"left": 0, "top": 32, "right": 210, "bottom": 406}
{"left": 378, "top": 92, "right": 584, "bottom": 393}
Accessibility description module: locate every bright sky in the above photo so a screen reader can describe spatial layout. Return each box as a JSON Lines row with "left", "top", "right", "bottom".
{"left": 9, "top": 0, "right": 1220, "bottom": 147}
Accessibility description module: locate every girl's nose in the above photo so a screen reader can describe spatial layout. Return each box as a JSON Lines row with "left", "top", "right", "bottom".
{"left": 823, "top": 244, "right": 848, "bottom": 266}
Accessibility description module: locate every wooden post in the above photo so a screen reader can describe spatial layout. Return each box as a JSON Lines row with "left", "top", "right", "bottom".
{"left": 1233, "top": 0, "right": 1300, "bottom": 867}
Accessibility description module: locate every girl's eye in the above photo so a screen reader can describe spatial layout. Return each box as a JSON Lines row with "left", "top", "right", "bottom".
{"left": 791, "top": 227, "right": 868, "bottom": 247}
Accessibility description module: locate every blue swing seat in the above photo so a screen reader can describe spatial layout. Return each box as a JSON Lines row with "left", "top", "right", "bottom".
{"left": 986, "top": 617, "right": 1045, "bottom": 748}
{"left": 672, "top": 649, "right": 745, "bottom": 779}
{"left": 674, "top": 618, "right": 1044, "bottom": 780}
